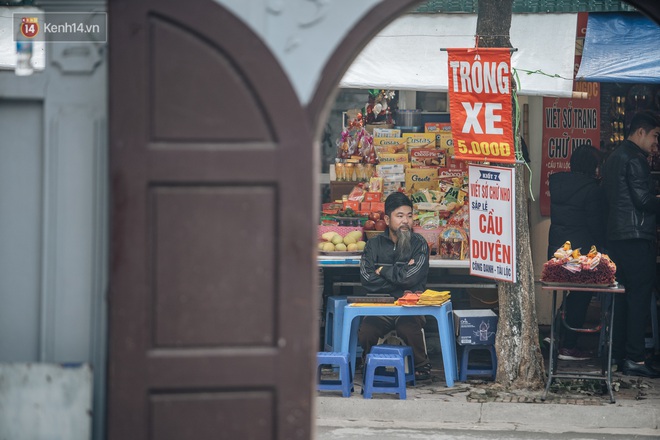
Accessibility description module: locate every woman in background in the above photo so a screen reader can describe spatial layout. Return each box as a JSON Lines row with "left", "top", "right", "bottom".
{"left": 548, "top": 144, "right": 607, "bottom": 360}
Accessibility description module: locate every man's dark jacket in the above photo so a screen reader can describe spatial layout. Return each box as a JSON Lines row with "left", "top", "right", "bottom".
{"left": 360, "top": 231, "right": 429, "bottom": 299}
{"left": 603, "top": 139, "right": 660, "bottom": 242}
{"left": 548, "top": 171, "right": 606, "bottom": 259}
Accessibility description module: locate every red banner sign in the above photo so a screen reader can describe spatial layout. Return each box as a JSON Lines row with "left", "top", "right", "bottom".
{"left": 447, "top": 48, "right": 515, "bottom": 163}
{"left": 539, "top": 13, "right": 600, "bottom": 216}
{"left": 539, "top": 86, "right": 601, "bottom": 216}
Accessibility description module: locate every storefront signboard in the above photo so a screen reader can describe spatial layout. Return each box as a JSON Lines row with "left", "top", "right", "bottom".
{"left": 468, "top": 164, "right": 516, "bottom": 283}
{"left": 540, "top": 12, "right": 601, "bottom": 216}
{"left": 539, "top": 88, "right": 601, "bottom": 216}
{"left": 447, "top": 48, "right": 515, "bottom": 164}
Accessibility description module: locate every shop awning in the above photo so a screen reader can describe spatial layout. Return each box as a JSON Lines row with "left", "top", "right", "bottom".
{"left": 576, "top": 13, "right": 660, "bottom": 84}
{"left": 339, "top": 13, "right": 578, "bottom": 97}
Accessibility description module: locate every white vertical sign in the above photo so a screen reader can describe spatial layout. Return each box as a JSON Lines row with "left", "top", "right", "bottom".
{"left": 468, "top": 164, "right": 516, "bottom": 283}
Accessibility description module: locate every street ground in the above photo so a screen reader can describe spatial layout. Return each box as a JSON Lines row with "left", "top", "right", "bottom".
{"left": 316, "top": 324, "right": 660, "bottom": 438}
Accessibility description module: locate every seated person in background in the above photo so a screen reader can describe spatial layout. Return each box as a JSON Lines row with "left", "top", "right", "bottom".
{"left": 548, "top": 144, "right": 606, "bottom": 361}
{"left": 359, "top": 192, "right": 432, "bottom": 380}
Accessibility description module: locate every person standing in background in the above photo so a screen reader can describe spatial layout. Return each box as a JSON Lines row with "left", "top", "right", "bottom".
{"left": 548, "top": 144, "right": 607, "bottom": 361}
{"left": 603, "top": 110, "right": 660, "bottom": 378}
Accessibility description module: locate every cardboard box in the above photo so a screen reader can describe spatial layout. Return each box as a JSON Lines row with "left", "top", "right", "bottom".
{"left": 342, "top": 200, "right": 360, "bottom": 211}
{"left": 371, "top": 201, "right": 385, "bottom": 213}
{"left": 374, "top": 137, "right": 407, "bottom": 147}
{"left": 376, "top": 163, "right": 405, "bottom": 174}
{"left": 410, "top": 148, "right": 445, "bottom": 167}
{"left": 436, "top": 132, "right": 454, "bottom": 151}
{"left": 425, "top": 122, "right": 452, "bottom": 133}
{"left": 403, "top": 133, "right": 436, "bottom": 150}
{"left": 373, "top": 128, "right": 401, "bottom": 138}
{"left": 405, "top": 167, "right": 438, "bottom": 192}
{"left": 366, "top": 123, "right": 394, "bottom": 134}
{"left": 453, "top": 309, "right": 498, "bottom": 345}
{"left": 364, "top": 192, "right": 382, "bottom": 202}
{"left": 383, "top": 173, "right": 406, "bottom": 182}
{"left": 374, "top": 144, "right": 407, "bottom": 156}
{"left": 376, "top": 153, "right": 409, "bottom": 164}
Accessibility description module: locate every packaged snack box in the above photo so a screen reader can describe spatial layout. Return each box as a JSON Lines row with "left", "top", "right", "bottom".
{"left": 403, "top": 133, "right": 436, "bottom": 151}
{"left": 373, "top": 128, "right": 402, "bottom": 138}
{"left": 405, "top": 167, "right": 438, "bottom": 193}
{"left": 410, "top": 148, "right": 445, "bottom": 167}
{"left": 436, "top": 132, "right": 454, "bottom": 152}
{"left": 425, "top": 122, "right": 452, "bottom": 133}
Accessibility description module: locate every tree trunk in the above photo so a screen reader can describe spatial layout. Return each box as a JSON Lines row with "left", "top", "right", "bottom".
{"left": 476, "top": 0, "right": 546, "bottom": 389}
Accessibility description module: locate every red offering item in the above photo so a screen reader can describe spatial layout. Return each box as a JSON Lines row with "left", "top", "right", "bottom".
{"left": 347, "top": 183, "right": 366, "bottom": 201}
{"left": 395, "top": 291, "right": 421, "bottom": 305}
{"left": 540, "top": 243, "right": 617, "bottom": 285}
{"left": 364, "top": 191, "right": 382, "bottom": 202}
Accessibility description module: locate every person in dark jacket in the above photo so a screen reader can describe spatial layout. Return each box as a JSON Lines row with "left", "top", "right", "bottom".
{"left": 359, "top": 192, "right": 431, "bottom": 379}
{"left": 548, "top": 144, "right": 606, "bottom": 360}
{"left": 603, "top": 110, "right": 660, "bottom": 378}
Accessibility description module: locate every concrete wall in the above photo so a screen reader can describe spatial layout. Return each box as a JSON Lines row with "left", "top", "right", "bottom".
{"left": 0, "top": 2, "right": 108, "bottom": 439}
{"left": 0, "top": 363, "right": 93, "bottom": 440}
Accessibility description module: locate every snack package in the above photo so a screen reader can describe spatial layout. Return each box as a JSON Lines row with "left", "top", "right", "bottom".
{"left": 438, "top": 227, "right": 468, "bottom": 260}
{"left": 416, "top": 210, "right": 441, "bottom": 229}
{"left": 447, "top": 204, "right": 469, "bottom": 228}
{"left": 410, "top": 148, "right": 445, "bottom": 168}
{"left": 373, "top": 128, "right": 402, "bottom": 138}
{"left": 347, "top": 183, "right": 366, "bottom": 202}
{"left": 369, "top": 177, "right": 384, "bottom": 193}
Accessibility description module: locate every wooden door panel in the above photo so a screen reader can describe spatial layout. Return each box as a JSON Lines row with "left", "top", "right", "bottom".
{"left": 152, "top": 185, "right": 276, "bottom": 348}
{"left": 150, "top": 16, "right": 272, "bottom": 141}
{"left": 108, "top": 1, "right": 315, "bottom": 438}
{"left": 150, "top": 392, "right": 274, "bottom": 440}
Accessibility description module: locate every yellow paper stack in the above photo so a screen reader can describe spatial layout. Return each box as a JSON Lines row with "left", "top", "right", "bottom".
{"left": 416, "top": 289, "right": 451, "bottom": 306}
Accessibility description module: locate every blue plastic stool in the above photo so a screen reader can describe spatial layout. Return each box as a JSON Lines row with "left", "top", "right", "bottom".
{"left": 370, "top": 344, "right": 415, "bottom": 386}
{"left": 459, "top": 345, "right": 497, "bottom": 381}
{"left": 324, "top": 296, "right": 363, "bottom": 360}
{"left": 317, "top": 352, "right": 352, "bottom": 397}
{"left": 362, "top": 353, "right": 407, "bottom": 399}
{"left": 324, "top": 296, "right": 348, "bottom": 352}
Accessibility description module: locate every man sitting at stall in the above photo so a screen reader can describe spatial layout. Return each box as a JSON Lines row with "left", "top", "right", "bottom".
{"left": 358, "top": 191, "right": 432, "bottom": 380}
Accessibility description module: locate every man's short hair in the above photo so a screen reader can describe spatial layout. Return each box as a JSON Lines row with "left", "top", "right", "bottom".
{"left": 628, "top": 110, "right": 660, "bottom": 137}
{"left": 385, "top": 192, "right": 413, "bottom": 217}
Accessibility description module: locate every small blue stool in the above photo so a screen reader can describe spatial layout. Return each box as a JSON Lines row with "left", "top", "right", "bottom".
{"left": 317, "top": 352, "right": 352, "bottom": 397}
{"left": 459, "top": 345, "right": 497, "bottom": 381}
{"left": 362, "top": 353, "right": 407, "bottom": 399}
{"left": 370, "top": 344, "right": 415, "bottom": 386}
{"left": 324, "top": 296, "right": 348, "bottom": 352}
{"left": 324, "top": 296, "right": 363, "bottom": 361}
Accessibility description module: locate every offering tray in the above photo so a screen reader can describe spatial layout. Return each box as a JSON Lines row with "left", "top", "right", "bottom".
{"left": 541, "top": 281, "right": 618, "bottom": 289}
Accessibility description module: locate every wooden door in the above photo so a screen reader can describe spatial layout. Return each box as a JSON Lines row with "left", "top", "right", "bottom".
{"left": 107, "top": 1, "right": 317, "bottom": 438}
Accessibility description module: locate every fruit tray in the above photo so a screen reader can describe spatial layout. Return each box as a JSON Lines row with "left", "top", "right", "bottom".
{"left": 317, "top": 225, "right": 363, "bottom": 240}
{"left": 319, "top": 251, "right": 363, "bottom": 256}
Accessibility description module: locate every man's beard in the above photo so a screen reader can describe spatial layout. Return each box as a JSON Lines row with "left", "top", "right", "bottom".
{"left": 395, "top": 227, "right": 412, "bottom": 258}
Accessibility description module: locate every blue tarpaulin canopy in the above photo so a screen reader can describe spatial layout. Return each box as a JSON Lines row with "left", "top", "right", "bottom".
{"left": 576, "top": 12, "right": 660, "bottom": 83}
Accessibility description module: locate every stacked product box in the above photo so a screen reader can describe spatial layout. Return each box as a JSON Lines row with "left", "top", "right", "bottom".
{"left": 376, "top": 163, "right": 406, "bottom": 198}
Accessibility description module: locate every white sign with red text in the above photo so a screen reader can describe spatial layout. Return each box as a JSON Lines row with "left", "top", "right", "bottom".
{"left": 468, "top": 164, "right": 516, "bottom": 283}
